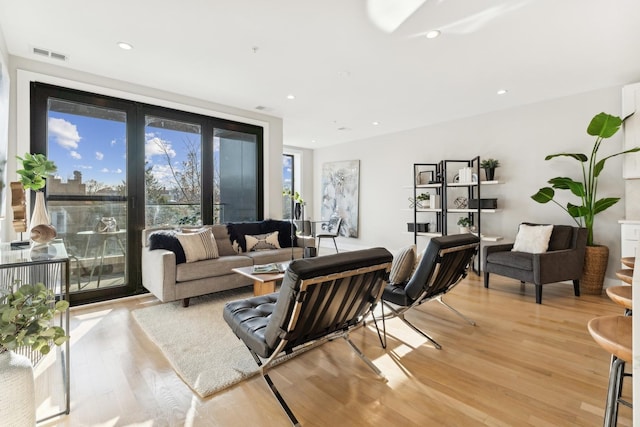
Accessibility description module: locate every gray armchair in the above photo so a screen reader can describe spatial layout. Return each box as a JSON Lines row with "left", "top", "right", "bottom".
{"left": 483, "top": 224, "right": 588, "bottom": 304}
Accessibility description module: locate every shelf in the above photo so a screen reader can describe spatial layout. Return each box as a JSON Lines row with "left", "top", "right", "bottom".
{"left": 404, "top": 231, "right": 443, "bottom": 237}
{"left": 415, "top": 183, "right": 442, "bottom": 188}
{"left": 416, "top": 208, "right": 442, "bottom": 213}
{"left": 446, "top": 180, "right": 502, "bottom": 187}
{"left": 447, "top": 208, "right": 502, "bottom": 213}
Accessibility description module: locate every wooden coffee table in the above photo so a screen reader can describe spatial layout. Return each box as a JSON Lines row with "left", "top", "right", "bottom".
{"left": 232, "top": 264, "right": 288, "bottom": 296}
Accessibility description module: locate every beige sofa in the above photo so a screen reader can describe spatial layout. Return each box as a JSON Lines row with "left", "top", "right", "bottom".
{"left": 141, "top": 222, "right": 314, "bottom": 307}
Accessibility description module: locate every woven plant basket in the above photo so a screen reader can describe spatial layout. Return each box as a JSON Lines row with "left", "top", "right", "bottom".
{"left": 581, "top": 245, "right": 609, "bottom": 295}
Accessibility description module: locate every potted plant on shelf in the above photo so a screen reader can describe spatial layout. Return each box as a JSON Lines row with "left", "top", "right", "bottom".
{"left": 457, "top": 217, "right": 471, "bottom": 234}
{"left": 16, "top": 153, "right": 57, "bottom": 232}
{"left": 0, "top": 282, "right": 69, "bottom": 425}
{"left": 531, "top": 112, "right": 640, "bottom": 294}
{"left": 480, "top": 158, "right": 500, "bottom": 181}
{"left": 416, "top": 193, "right": 430, "bottom": 208}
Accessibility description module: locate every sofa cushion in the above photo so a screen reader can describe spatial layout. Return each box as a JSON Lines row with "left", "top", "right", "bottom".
{"left": 148, "top": 230, "right": 187, "bottom": 264}
{"left": 176, "top": 255, "right": 252, "bottom": 282}
{"left": 486, "top": 251, "right": 533, "bottom": 271}
{"left": 210, "top": 224, "right": 236, "bottom": 256}
{"left": 246, "top": 247, "right": 302, "bottom": 264}
{"left": 176, "top": 228, "right": 219, "bottom": 263}
{"left": 246, "top": 231, "right": 281, "bottom": 251}
{"left": 389, "top": 244, "right": 416, "bottom": 285}
{"left": 227, "top": 220, "right": 297, "bottom": 252}
{"left": 512, "top": 224, "right": 553, "bottom": 254}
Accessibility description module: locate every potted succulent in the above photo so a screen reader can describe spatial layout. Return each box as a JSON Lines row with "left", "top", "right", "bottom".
{"left": 16, "top": 153, "right": 57, "bottom": 232}
{"left": 457, "top": 217, "right": 471, "bottom": 234}
{"left": 531, "top": 112, "right": 640, "bottom": 294}
{"left": 480, "top": 158, "right": 500, "bottom": 181}
{"left": 0, "top": 282, "right": 69, "bottom": 425}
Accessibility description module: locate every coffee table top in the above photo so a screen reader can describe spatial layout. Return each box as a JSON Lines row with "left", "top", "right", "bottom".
{"left": 232, "top": 262, "right": 289, "bottom": 283}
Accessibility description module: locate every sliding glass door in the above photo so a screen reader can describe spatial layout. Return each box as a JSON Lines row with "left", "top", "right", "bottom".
{"left": 31, "top": 83, "right": 263, "bottom": 305}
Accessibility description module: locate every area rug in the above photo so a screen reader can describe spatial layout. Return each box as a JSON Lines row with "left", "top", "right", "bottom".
{"left": 132, "top": 287, "right": 259, "bottom": 398}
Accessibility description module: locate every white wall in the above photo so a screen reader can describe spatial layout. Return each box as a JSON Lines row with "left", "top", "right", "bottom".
{"left": 314, "top": 86, "right": 627, "bottom": 286}
{"left": 4, "top": 55, "right": 284, "bottom": 241}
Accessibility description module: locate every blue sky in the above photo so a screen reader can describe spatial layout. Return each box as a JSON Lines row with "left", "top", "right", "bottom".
{"left": 47, "top": 111, "right": 197, "bottom": 188}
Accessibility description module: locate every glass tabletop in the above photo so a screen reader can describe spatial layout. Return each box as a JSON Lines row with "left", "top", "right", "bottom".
{"left": 0, "top": 240, "right": 69, "bottom": 266}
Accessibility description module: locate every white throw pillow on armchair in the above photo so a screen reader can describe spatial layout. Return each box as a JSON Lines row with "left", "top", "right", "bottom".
{"left": 511, "top": 224, "right": 553, "bottom": 254}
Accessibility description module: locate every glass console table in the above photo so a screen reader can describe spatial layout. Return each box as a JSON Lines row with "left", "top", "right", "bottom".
{"left": 0, "top": 240, "right": 70, "bottom": 422}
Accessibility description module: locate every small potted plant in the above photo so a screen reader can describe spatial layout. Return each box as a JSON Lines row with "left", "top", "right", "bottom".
{"left": 0, "top": 282, "right": 69, "bottom": 425}
{"left": 457, "top": 217, "right": 471, "bottom": 233}
{"left": 480, "top": 158, "right": 500, "bottom": 181}
{"left": 416, "top": 193, "right": 430, "bottom": 208}
{"left": 283, "top": 189, "right": 304, "bottom": 219}
{"left": 16, "top": 153, "right": 57, "bottom": 232}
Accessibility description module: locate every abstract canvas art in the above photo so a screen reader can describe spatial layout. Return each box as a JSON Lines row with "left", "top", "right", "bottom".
{"left": 321, "top": 160, "right": 359, "bottom": 237}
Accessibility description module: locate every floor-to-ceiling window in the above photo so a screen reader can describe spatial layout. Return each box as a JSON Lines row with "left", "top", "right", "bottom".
{"left": 282, "top": 154, "right": 294, "bottom": 219}
{"left": 31, "top": 83, "right": 263, "bottom": 305}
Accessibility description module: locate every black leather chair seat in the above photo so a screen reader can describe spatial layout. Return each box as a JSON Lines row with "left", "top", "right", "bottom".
{"left": 224, "top": 294, "right": 278, "bottom": 358}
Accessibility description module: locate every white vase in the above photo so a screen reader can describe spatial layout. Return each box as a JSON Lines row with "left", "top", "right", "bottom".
{"left": 0, "top": 351, "right": 36, "bottom": 426}
{"left": 29, "top": 191, "right": 50, "bottom": 233}
{"left": 459, "top": 226, "right": 470, "bottom": 234}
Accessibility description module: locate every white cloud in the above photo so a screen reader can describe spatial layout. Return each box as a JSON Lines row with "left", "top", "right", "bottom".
{"left": 110, "top": 140, "right": 117, "bottom": 146}
{"left": 114, "top": 168, "right": 122, "bottom": 174}
{"left": 148, "top": 164, "right": 175, "bottom": 187}
{"left": 95, "top": 151, "right": 104, "bottom": 160}
{"left": 145, "top": 137, "right": 176, "bottom": 159}
{"left": 74, "top": 164, "right": 92, "bottom": 170}
{"left": 101, "top": 168, "right": 109, "bottom": 173}
{"left": 48, "top": 117, "right": 81, "bottom": 150}
{"left": 70, "top": 151, "right": 81, "bottom": 159}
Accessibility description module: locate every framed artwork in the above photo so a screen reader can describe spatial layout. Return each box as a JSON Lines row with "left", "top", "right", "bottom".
{"left": 321, "top": 160, "right": 359, "bottom": 237}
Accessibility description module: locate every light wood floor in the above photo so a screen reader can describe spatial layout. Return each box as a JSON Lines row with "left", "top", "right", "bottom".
{"left": 41, "top": 274, "right": 632, "bottom": 427}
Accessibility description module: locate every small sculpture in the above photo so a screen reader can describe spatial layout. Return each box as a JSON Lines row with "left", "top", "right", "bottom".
{"left": 30, "top": 224, "right": 57, "bottom": 244}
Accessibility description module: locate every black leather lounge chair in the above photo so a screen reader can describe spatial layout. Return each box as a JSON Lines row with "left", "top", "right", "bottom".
{"left": 223, "top": 247, "right": 393, "bottom": 426}
{"left": 376, "top": 234, "right": 480, "bottom": 350}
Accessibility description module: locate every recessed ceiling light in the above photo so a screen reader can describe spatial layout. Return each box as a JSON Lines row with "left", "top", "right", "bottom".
{"left": 117, "top": 42, "right": 133, "bottom": 50}
{"left": 426, "top": 30, "right": 441, "bottom": 39}
{"left": 497, "top": 89, "right": 508, "bottom": 95}
{"left": 286, "top": 94, "right": 295, "bottom": 100}
{"left": 372, "top": 121, "right": 380, "bottom": 126}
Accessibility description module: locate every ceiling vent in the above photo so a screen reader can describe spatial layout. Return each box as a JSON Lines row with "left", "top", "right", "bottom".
{"left": 32, "top": 46, "right": 68, "bottom": 62}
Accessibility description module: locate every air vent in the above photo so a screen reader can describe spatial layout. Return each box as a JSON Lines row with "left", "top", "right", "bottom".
{"left": 32, "top": 46, "right": 68, "bottom": 61}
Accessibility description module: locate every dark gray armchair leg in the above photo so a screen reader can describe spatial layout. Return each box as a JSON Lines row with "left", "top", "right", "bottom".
{"left": 573, "top": 279, "right": 580, "bottom": 296}
{"left": 484, "top": 272, "right": 490, "bottom": 288}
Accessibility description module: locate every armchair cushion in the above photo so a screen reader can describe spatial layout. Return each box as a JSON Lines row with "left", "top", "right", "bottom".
{"left": 512, "top": 224, "right": 553, "bottom": 254}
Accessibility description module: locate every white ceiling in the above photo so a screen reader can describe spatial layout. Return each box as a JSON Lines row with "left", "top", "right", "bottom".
{"left": 1, "top": 0, "right": 640, "bottom": 149}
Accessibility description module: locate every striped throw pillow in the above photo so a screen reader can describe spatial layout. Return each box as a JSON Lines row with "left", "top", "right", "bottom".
{"left": 176, "top": 228, "right": 220, "bottom": 263}
{"left": 389, "top": 244, "right": 417, "bottom": 285}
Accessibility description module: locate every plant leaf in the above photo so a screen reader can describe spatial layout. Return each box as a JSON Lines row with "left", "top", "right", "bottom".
{"left": 545, "top": 153, "right": 588, "bottom": 162}
{"left": 594, "top": 197, "right": 620, "bottom": 215}
{"left": 531, "top": 187, "right": 554, "bottom": 203}
{"left": 567, "top": 203, "right": 588, "bottom": 218}
{"left": 587, "top": 112, "right": 623, "bottom": 138}
{"left": 549, "top": 177, "right": 584, "bottom": 197}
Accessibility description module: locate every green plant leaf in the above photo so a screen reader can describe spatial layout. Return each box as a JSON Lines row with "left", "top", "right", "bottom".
{"left": 548, "top": 177, "right": 584, "bottom": 197}
{"left": 531, "top": 187, "right": 554, "bottom": 203}
{"left": 545, "top": 153, "right": 588, "bottom": 162}
{"left": 587, "top": 112, "right": 623, "bottom": 138}
{"left": 567, "top": 203, "right": 588, "bottom": 218}
{"left": 594, "top": 197, "right": 620, "bottom": 215}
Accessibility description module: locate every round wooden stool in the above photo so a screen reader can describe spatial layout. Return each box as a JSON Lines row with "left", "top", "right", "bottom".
{"left": 621, "top": 257, "right": 635, "bottom": 268}
{"left": 606, "top": 286, "right": 632, "bottom": 315}
{"left": 587, "top": 315, "right": 633, "bottom": 426}
{"left": 615, "top": 269, "right": 633, "bottom": 285}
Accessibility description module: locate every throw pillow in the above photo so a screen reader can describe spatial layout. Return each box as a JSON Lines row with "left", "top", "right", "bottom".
{"left": 389, "top": 244, "right": 417, "bottom": 285}
{"left": 511, "top": 224, "right": 553, "bottom": 254}
{"left": 176, "top": 228, "right": 220, "bottom": 263}
{"left": 148, "top": 230, "right": 187, "bottom": 264}
{"left": 246, "top": 231, "right": 281, "bottom": 251}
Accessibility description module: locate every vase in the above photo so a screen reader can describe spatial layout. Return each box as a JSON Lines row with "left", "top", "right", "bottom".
{"left": 581, "top": 245, "right": 609, "bottom": 295}
{"left": 484, "top": 168, "right": 495, "bottom": 181}
{"left": 294, "top": 203, "right": 302, "bottom": 220}
{"left": 0, "top": 351, "right": 36, "bottom": 426}
{"left": 29, "top": 191, "right": 50, "bottom": 233}
{"left": 459, "top": 226, "right": 470, "bottom": 234}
